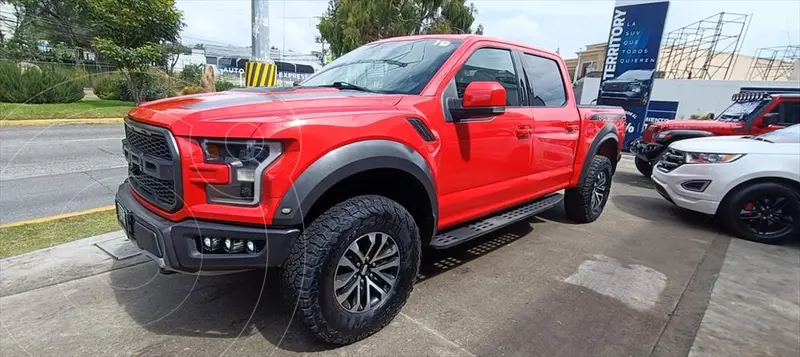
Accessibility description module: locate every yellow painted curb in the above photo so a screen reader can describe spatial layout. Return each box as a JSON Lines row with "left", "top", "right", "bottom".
{"left": 0, "top": 206, "right": 116, "bottom": 229}
{"left": 0, "top": 118, "right": 124, "bottom": 127}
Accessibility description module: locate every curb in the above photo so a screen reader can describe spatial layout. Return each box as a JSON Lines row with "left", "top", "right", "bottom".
{"left": 0, "top": 118, "right": 124, "bottom": 127}
{"left": 0, "top": 205, "right": 115, "bottom": 229}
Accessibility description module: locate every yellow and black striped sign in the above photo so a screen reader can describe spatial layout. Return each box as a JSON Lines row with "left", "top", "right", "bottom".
{"left": 245, "top": 61, "right": 278, "bottom": 87}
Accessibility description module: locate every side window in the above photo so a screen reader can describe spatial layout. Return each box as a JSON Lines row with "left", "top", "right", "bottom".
{"left": 522, "top": 54, "right": 567, "bottom": 107}
{"left": 454, "top": 48, "right": 520, "bottom": 106}
{"left": 778, "top": 102, "right": 800, "bottom": 125}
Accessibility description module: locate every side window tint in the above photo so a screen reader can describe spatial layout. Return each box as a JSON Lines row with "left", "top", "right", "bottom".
{"left": 780, "top": 102, "right": 800, "bottom": 125}
{"left": 522, "top": 54, "right": 567, "bottom": 107}
{"left": 455, "top": 48, "right": 520, "bottom": 106}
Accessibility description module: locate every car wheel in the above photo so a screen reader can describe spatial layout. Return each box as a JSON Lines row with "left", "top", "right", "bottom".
{"left": 634, "top": 156, "right": 653, "bottom": 177}
{"left": 564, "top": 155, "right": 614, "bottom": 223}
{"left": 719, "top": 182, "right": 800, "bottom": 244}
{"left": 280, "top": 195, "right": 421, "bottom": 344}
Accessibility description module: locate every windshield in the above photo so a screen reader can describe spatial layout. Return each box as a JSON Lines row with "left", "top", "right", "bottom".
{"left": 716, "top": 100, "right": 766, "bottom": 122}
{"left": 301, "top": 39, "right": 463, "bottom": 94}
{"left": 755, "top": 124, "right": 800, "bottom": 144}
{"left": 616, "top": 70, "right": 653, "bottom": 80}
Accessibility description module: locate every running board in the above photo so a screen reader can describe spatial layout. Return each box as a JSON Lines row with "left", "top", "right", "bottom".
{"left": 429, "top": 193, "right": 563, "bottom": 250}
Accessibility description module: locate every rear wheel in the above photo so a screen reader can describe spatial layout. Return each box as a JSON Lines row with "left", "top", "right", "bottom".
{"left": 718, "top": 182, "right": 799, "bottom": 244}
{"left": 634, "top": 156, "right": 653, "bottom": 177}
{"left": 280, "top": 195, "right": 421, "bottom": 344}
{"left": 564, "top": 155, "right": 614, "bottom": 223}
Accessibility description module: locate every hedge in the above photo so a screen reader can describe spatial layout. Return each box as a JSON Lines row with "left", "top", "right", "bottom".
{"left": 0, "top": 62, "right": 85, "bottom": 103}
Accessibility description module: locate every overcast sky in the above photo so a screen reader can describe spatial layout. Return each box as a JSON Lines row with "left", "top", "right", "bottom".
{"left": 176, "top": 0, "right": 800, "bottom": 59}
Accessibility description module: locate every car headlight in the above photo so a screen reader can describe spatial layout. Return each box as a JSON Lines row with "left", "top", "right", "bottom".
{"left": 200, "top": 139, "right": 283, "bottom": 205}
{"left": 631, "top": 86, "right": 642, "bottom": 92}
{"left": 684, "top": 152, "right": 743, "bottom": 164}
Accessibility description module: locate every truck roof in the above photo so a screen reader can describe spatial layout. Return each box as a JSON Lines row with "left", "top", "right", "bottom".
{"left": 372, "top": 34, "right": 562, "bottom": 58}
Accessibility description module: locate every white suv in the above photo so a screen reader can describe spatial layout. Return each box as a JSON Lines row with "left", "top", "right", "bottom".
{"left": 652, "top": 124, "right": 800, "bottom": 244}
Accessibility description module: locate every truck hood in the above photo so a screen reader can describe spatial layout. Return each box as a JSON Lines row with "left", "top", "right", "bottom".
{"left": 648, "top": 119, "right": 741, "bottom": 132}
{"left": 671, "top": 135, "right": 792, "bottom": 155}
{"left": 127, "top": 87, "right": 404, "bottom": 137}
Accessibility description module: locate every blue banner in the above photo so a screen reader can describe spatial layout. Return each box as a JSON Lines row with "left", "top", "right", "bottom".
{"left": 645, "top": 100, "right": 679, "bottom": 124}
{"left": 596, "top": 0, "right": 670, "bottom": 148}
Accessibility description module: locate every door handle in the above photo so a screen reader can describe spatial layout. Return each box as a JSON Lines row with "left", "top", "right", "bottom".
{"left": 566, "top": 123, "right": 580, "bottom": 133}
{"left": 516, "top": 125, "right": 533, "bottom": 138}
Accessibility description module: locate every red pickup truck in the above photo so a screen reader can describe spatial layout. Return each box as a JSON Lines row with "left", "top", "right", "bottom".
{"left": 115, "top": 35, "right": 626, "bottom": 344}
{"left": 630, "top": 91, "right": 800, "bottom": 177}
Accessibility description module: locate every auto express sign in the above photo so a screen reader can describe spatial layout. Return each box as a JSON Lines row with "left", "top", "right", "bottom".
{"left": 597, "top": 0, "right": 669, "bottom": 148}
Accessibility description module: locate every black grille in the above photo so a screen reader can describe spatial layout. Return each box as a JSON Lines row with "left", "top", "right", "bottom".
{"left": 130, "top": 171, "right": 177, "bottom": 206}
{"left": 123, "top": 119, "right": 181, "bottom": 212}
{"left": 657, "top": 148, "right": 685, "bottom": 173}
{"left": 603, "top": 82, "right": 628, "bottom": 91}
{"left": 125, "top": 125, "right": 172, "bottom": 160}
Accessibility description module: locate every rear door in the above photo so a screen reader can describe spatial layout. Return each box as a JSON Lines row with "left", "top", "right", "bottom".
{"left": 517, "top": 50, "right": 579, "bottom": 186}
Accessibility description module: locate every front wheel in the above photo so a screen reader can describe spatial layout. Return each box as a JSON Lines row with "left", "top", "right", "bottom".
{"left": 635, "top": 156, "right": 653, "bottom": 177}
{"left": 564, "top": 155, "right": 614, "bottom": 223}
{"left": 280, "top": 195, "right": 421, "bottom": 344}
{"left": 718, "top": 182, "right": 799, "bottom": 244}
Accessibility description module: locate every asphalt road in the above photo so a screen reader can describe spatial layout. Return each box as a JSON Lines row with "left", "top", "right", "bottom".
{"left": 6, "top": 159, "right": 795, "bottom": 357}
{"left": 0, "top": 124, "right": 126, "bottom": 224}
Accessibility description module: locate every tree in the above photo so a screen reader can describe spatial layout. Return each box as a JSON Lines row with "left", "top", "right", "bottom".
{"left": 160, "top": 42, "right": 190, "bottom": 74}
{"left": 318, "top": 0, "right": 482, "bottom": 57}
{"left": 7, "top": 0, "right": 94, "bottom": 48}
{"left": 88, "top": 0, "right": 184, "bottom": 102}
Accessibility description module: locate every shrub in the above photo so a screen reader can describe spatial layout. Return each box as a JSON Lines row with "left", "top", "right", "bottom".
{"left": 118, "top": 70, "right": 171, "bottom": 102}
{"left": 214, "top": 80, "right": 237, "bottom": 91}
{"left": 178, "top": 63, "right": 203, "bottom": 86}
{"left": 0, "top": 61, "right": 85, "bottom": 103}
{"left": 182, "top": 85, "right": 203, "bottom": 95}
{"left": 92, "top": 74, "right": 122, "bottom": 100}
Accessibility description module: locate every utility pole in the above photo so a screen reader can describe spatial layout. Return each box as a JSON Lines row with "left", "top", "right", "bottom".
{"left": 252, "top": 0, "right": 270, "bottom": 61}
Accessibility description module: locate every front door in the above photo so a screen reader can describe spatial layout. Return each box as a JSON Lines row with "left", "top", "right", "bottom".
{"left": 435, "top": 45, "right": 534, "bottom": 228}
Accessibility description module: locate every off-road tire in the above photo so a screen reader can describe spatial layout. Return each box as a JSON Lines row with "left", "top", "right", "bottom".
{"left": 564, "top": 155, "right": 614, "bottom": 223}
{"left": 717, "top": 182, "right": 800, "bottom": 245}
{"left": 280, "top": 195, "right": 421, "bottom": 345}
{"left": 634, "top": 156, "right": 653, "bottom": 177}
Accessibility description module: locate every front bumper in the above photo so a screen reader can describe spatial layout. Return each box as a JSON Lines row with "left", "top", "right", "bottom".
{"left": 115, "top": 182, "right": 300, "bottom": 273}
{"left": 629, "top": 138, "right": 664, "bottom": 162}
{"left": 599, "top": 90, "right": 642, "bottom": 101}
{"left": 651, "top": 166, "right": 721, "bottom": 215}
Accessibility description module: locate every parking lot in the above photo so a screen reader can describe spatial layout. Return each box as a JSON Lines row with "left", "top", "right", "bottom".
{"left": 1, "top": 157, "right": 798, "bottom": 357}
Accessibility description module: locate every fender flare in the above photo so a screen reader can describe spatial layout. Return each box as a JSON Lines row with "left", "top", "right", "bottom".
{"left": 271, "top": 139, "right": 438, "bottom": 227}
{"left": 579, "top": 124, "right": 619, "bottom": 184}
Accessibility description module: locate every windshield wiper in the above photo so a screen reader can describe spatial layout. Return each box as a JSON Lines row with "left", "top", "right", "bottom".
{"left": 314, "top": 81, "right": 377, "bottom": 93}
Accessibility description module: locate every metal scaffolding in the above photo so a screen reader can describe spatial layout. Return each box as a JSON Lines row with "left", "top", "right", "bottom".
{"left": 659, "top": 12, "right": 751, "bottom": 80}
{"left": 745, "top": 45, "right": 800, "bottom": 80}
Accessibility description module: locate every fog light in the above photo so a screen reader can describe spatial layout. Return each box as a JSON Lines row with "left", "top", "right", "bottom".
{"left": 246, "top": 240, "right": 256, "bottom": 254}
{"left": 202, "top": 237, "right": 221, "bottom": 252}
{"left": 223, "top": 238, "right": 244, "bottom": 253}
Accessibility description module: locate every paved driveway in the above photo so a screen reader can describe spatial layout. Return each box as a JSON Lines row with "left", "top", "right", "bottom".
{"left": 1, "top": 158, "right": 796, "bottom": 356}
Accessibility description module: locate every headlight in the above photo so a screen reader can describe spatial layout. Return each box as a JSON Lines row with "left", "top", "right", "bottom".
{"left": 631, "top": 86, "right": 642, "bottom": 92}
{"left": 200, "top": 139, "right": 283, "bottom": 205}
{"left": 684, "top": 152, "right": 743, "bottom": 164}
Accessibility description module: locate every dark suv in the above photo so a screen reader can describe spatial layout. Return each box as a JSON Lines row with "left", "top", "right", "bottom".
{"left": 598, "top": 69, "right": 654, "bottom": 105}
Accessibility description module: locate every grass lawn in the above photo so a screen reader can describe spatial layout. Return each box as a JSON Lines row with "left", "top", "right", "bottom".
{"left": 0, "top": 100, "right": 135, "bottom": 120}
{"left": 0, "top": 210, "right": 119, "bottom": 258}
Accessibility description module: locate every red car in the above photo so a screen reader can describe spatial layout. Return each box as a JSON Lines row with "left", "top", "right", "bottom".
{"left": 630, "top": 91, "right": 800, "bottom": 177}
{"left": 114, "top": 35, "right": 626, "bottom": 344}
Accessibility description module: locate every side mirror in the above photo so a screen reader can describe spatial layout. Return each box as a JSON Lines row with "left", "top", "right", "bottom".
{"left": 463, "top": 81, "right": 506, "bottom": 108}
{"left": 449, "top": 81, "right": 506, "bottom": 121}
{"left": 761, "top": 112, "right": 780, "bottom": 126}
